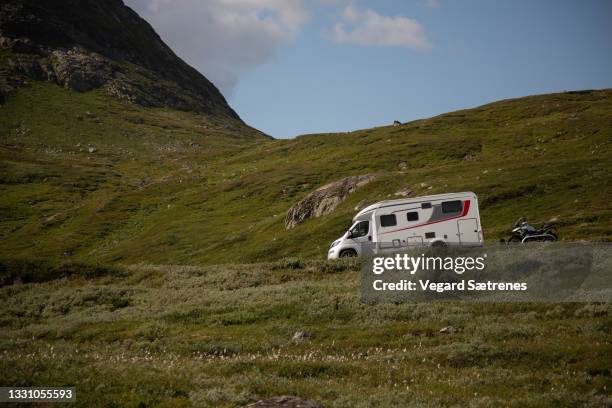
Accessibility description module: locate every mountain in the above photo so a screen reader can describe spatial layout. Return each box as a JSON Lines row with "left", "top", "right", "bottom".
{"left": 0, "top": 1, "right": 610, "bottom": 264}
{"left": 0, "top": 0, "right": 244, "bottom": 119}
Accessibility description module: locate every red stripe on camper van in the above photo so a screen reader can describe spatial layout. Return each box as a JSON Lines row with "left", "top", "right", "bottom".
{"left": 379, "top": 200, "right": 471, "bottom": 235}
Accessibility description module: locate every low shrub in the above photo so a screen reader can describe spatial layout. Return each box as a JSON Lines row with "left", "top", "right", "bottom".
{"left": 271, "top": 257, "right": 305, "bottom": 270}
{"left": 314, "top": 259, "right": 360, "bottom": 274}
{"left": 0, "top": 259, "right": 127, "bottom": 286}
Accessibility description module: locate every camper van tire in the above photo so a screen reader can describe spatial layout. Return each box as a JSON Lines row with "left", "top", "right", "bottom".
{"left": 339, "top": 249, "right": 357, "bottom": 258}
{"left": 430, "top": 241, "right": 447, "bottom": 248}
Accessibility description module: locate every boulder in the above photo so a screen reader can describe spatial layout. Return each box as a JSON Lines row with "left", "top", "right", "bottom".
{"left": 292, "top": 330, "right": 312, "bottom": 343}
{"left": 284, "top": 174, "right": 378, "bottom": 229}
{"left": 243, "top": 396, "right": 323, "bottom": 408}
{"left": 439, "top": 326, "right": 462, "bottom": 334}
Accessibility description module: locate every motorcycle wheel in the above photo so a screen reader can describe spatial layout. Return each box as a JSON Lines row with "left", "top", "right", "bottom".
{"left": 508, "top": 236, "right": 521, "bottom": 243}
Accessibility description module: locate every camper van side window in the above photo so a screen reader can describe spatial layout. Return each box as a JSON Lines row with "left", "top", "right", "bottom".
{"left": 406, "top": 212, "right": 419, "bottom": 222}
{"left": 380, "top": 214, "right": 397, "bottom": 227}
{"left": 442, "top": 200, "right": 463, "bottom": 214}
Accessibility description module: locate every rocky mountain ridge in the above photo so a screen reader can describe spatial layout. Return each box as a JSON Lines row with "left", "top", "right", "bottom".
{"left": 0, "top": 0, "right": 240, "bottom": 119}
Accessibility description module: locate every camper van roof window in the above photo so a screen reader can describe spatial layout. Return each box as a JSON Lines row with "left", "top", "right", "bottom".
{"left": 380, "top": 214, "right": 397, "bottom": 227}
{"left": 442, "top": 200, "right": 463, "bottom": 214}
{"left": 421, "top": 202, "right": 432, "bottom": 209}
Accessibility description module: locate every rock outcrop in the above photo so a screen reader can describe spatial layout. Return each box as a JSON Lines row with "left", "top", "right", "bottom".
{"left": 285, "top": 174, "right": 378, "bottom": 229}
{"left": 50, "top": 48, "right": 113, "bottom": 91}
{"left": 243, "top": 396, "right": 323, "bottom": 408}
{"left": 0, "top": 0, "right": 240, "bottom": 118}
{"left": 394, "top": 188, "right": 413, "bottom": 197}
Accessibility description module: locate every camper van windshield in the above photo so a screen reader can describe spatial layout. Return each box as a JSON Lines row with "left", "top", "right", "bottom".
{"left": 349, "top": 221, "right": 369, "bottom": 238}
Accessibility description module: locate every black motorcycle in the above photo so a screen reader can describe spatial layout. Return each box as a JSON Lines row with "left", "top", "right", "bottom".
{"left": 504, "top": 218, "right": 558, "bottom": 243}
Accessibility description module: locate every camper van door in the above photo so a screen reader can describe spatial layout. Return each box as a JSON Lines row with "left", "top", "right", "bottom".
{"left": 349, "top": 219, "right": 375, "bottom": 257}
{"left": 458, "top": 218, "right": 479, "bottom": 244}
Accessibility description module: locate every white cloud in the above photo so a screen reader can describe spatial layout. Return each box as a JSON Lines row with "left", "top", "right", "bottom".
{"left": 125, "top": 0, "right": 308, "bottom": 95}
{"left": 332, "top": 5, "right": 431, "bottom": 50}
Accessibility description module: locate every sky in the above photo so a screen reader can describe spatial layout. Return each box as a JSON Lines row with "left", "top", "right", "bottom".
{"left": 125, "top": 0, "right": 612, "bottom": 138}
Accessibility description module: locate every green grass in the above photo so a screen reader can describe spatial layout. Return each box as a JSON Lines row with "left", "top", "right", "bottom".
{"left": 1, "top": 24, "right": 611, "bottom": 408}
{"left": 0, "top": 261, "right": 610, "bottom": 407}
{"left": 1, "top": 82, "right": 610, "bottom": 264}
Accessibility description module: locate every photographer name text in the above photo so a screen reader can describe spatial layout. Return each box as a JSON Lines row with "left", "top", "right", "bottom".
{"left": 371, "top": 254, "right": 527, "bottom": 293}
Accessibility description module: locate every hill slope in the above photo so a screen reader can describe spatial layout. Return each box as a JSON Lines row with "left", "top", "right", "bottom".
{"left": 1, "top": 83, "right": 611, "bottom": 264}
{"left": 0, "top": 0, "right": 610, "bottom": 265}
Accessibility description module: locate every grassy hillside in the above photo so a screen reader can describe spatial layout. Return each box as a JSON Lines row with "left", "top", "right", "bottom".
{"left": 1, "top": 260, "right": 610, "bottom": 407}
{"left": 1, "top": 82, "right": 611, "bottom": 264}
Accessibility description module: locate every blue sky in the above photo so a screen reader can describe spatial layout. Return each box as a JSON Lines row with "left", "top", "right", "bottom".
{"left": 127, "top": 0, "right": 612, "bottom": 138}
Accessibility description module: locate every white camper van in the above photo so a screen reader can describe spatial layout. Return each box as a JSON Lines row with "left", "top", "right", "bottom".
{"left": 327, "top": 192, "right": 483, "bottom": 259}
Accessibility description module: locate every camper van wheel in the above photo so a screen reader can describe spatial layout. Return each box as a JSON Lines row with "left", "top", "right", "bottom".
{"left": 339, "top": 249, "right": 357, "bottom": 258}
{"left": 431, "top": 241, "right": 447, "bottom": 249}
